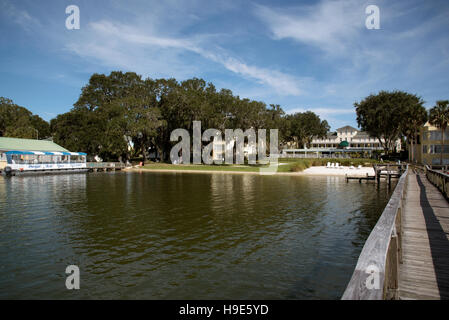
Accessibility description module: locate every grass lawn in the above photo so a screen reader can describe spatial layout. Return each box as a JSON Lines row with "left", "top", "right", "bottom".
{"left": 140, "top": 158, "right": 386, "bottom": 173}
{"left": 141, "top": 162, "right": 264, "bottom": 172}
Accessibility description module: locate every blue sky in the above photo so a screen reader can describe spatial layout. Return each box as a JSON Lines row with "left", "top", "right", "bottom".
{"left": 1, "top": 0, "right": 448, "bottom": 130}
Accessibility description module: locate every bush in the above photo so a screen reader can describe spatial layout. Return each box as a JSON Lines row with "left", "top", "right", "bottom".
{"left": 282, "top": 158, "right": 387, "bottom": 172}
{"left": 290, "top": 162, "right": 309, "bottom": 172}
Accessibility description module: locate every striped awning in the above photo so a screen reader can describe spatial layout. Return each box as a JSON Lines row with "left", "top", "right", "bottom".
{"left": 5, "top": 150, "right": 87, "bottom": 156}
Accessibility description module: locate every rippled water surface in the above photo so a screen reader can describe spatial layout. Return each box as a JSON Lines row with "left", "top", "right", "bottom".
{"left": 0, "top": 171, "right": 394, "bottom": 299}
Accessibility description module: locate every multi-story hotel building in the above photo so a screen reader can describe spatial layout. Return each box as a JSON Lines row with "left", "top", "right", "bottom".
{"left": 281, "top": 125, "right": 401, "bottom": 158}
{"left": 310, "top": 126, "right": 386, "bottom": 149}
{"left": 310, "top": 125, "right": 401, "bottom": 151}
{"left": 409, "top": 122, "right": 449, "bottom": 165}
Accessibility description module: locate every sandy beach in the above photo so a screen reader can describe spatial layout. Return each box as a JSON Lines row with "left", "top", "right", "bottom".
{"left": 302, "top": 166, "right": 375, "bottom": 176}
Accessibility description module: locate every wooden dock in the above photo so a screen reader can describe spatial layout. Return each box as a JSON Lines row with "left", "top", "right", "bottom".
{"left": 346, "top": 164, "right": 405, "bottom": 185}
{"left": 86, "top": 162, "right": 125, "bottom": 172}
{"left": 399, "top": 172, "right": 449, "bottom": 299}
{"left": 346, "top": 173, "right": 376, "bottom": 183}
{"left": 343, "top": 165, "right": 449, "bottom": 300}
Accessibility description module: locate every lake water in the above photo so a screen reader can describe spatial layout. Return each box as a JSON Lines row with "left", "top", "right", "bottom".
{"left": 0, "top": 171, "right": 394, "bottom": 299}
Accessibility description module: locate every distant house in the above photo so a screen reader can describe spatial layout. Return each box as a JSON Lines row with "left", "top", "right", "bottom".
{"left": 409, "top": 122, "right": 449, "bottom": 165}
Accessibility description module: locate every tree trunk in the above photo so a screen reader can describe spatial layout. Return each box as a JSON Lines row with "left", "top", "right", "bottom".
{"left": 141, "top": 145, "right": 147, "bottom": 166}
{"left": 441, "top": 128, "right": 445, "bottom": 166}
{"left": 410, "top": 136, "right": 414, "bottom": 163}
{"left": 377, "top": 137, "right": 387, "bottom": 155}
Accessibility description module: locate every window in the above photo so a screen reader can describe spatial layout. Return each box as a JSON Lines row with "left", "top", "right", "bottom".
{"left": 431, "top": 158, "right": 449, "bottom": 165}
{"left": 433, "top": 145, "right": 449, "bottom": 154}
{"left": 430, "top": 131, "right": 440, "bottom": 140}
{"left": 429, "top": 131, "right": 449, "bottom": 140}
{"left": 423, "top": 145, "right": 428, "bottom": 154}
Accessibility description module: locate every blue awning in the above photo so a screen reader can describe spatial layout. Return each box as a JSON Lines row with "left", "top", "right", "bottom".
{"left": 5, "top": 151, "right": 34, "bottom": 155}
{"left": 6, "top": 150, "right": 87, "bottom": 156}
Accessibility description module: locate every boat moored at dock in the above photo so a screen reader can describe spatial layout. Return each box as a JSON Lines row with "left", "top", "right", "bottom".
{"left": 1, "top": 150, "right": 87, "bottom": 175}
{"left": 0, "top": 137, "right": 89, "bottom": 176}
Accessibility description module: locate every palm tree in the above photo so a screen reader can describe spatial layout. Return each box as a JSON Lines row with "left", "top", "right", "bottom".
{"left": 429, "top": 100, "right": 449, "bottom": 165}
{"left": 402, "top": 100, "right": 427, "bottom": 163}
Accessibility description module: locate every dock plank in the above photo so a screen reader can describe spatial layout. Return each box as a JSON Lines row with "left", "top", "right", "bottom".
{"left": 399, "top": 173, "right": 449, "bottom": 300}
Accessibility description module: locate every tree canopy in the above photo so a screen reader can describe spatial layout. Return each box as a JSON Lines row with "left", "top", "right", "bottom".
{"left": 0, "top": 97, "right": 50, "bottom": 139}
{"left": 401, "top": 101, "right": 428, "bottom": 162}
{"left": 283, "top": 112, "right": 330, "bottom": 148}
{"left": 50, "top": 71, "right": 329, "bottom": 161}
{"left": 4, "top": 79, "right": 444, "bottom": 163}
{"left": 355, "top": 90, "right": 425, "bottom": 153}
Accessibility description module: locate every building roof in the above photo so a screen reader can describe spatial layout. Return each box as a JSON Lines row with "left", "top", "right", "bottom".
{"left": 312, "top": 132, "right": 337, "bottom": 140}
{"left": 336, "top": 125, "right": 358, "bottom": 132}
{"left": 0, "top": 137, "right": 70, "bottom": 152}
{"left": 353, "top": 131, "right": 371, "bottom": 138}
{"left": 282, "top": 148, "right": 376, "bottom": 152}
{"left": 6, "top": 150, "right": 86, "bottom": 156}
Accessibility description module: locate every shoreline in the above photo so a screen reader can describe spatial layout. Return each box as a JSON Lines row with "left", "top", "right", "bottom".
{"left": 126, "top": 166, "right": 376, "bottom": 177}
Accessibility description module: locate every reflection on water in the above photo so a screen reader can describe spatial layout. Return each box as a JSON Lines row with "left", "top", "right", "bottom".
{"left": 0, "top": 172, "right": 394, "bottom": 299}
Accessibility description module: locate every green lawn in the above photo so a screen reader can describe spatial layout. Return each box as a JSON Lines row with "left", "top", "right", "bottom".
{"left": 140, "top": 158, "right": 385, "bottom": 173}
{"left": 142, "top": 162, "right": 263, "bottom": 172}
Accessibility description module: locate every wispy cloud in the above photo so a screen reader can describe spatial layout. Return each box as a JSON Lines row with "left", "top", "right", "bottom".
{"left": 66, "top": 20, "right": 304, "bottom": 96}
{"left": 255, "top": 0, "right": 449, "bottom": 105}
{"left": 197, "top": 50, "right": 303, "bottom": 95}
{"left": 254, "top": 0, "right": 363, "bottom": 54}
{"left": 0, "top": 0, "right": 41, "bottom": 31}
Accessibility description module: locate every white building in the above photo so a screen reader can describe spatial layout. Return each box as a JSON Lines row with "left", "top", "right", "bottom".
{"left": 310, "top": 126, "right": 401, "bottom": 151}
{"left": 281, "top": 125, "right": 401, "bottom": 158}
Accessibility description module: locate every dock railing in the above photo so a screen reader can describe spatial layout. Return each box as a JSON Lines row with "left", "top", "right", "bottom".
{"left": 86, "top": 162, "right": 126, "bottom": 170}
{"left": 425, "top": 165, "right": 449, "bottom": 199}
{"left": 429, "top": 164, "right": 449, "bottom": 172}
{"left": 342, "top": 164, "right": 408, "bottom": 300}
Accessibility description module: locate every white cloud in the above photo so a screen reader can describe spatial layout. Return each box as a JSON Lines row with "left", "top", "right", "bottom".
{"left": 65, "top": 20, "right": 304, "bottom": 96}
{"left": 0, "top": 0, "right": 41, "bottom": 31}
{"left": 255, "top": 0, "right": 449, "bottom": 110}
{"left": 197, "top": 51, "right": 303, "bottom": 95}
{"left": 254, "top": 0, "right": 363, "bottom": 54}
